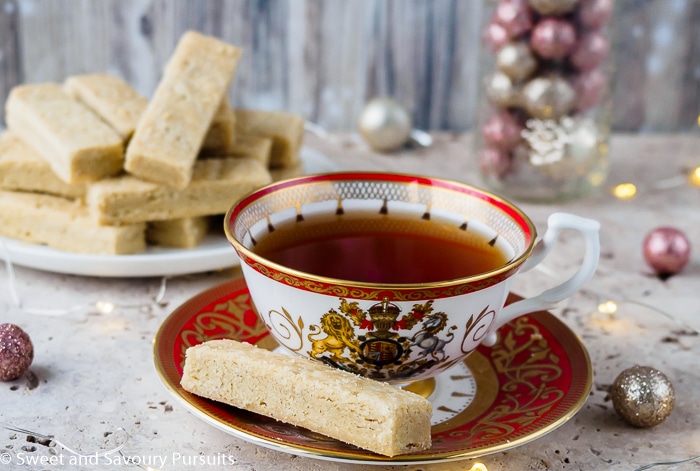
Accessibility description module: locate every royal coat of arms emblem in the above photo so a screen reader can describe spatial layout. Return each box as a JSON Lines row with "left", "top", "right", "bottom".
{"left": 308, "top": 297, "right": 460, "bottom": 381}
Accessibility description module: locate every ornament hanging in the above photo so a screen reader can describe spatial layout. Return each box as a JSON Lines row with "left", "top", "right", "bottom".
{"left": 611, "top": 365, "right": 675, "bottom": 428}
{"left": 0, "top": 323, "right": 34, "bottom": 381}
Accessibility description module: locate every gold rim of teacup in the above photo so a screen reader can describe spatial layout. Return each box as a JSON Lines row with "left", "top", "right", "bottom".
{"left": 224, "top": 171, "right": 538, "bottom": 292}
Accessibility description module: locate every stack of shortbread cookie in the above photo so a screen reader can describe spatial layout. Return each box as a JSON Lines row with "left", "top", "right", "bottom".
{"left": 0, "top": 31, "right": 305, "bottom": 255}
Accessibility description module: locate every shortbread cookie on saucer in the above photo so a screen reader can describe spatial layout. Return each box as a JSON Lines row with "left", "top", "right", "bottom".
{"left": 181, "top": 339, "right": 433, "bottom": 457}
{"left": 234, "top": 109, "right": 305, "bottom": 168}
{"left": 64, "top": 73, "right": 149, "bottom": 142}
{"left": 88, "top": 157, "right": 271, "bottom": 225}
{"left": 0, "top": 190, "right": 145, "bottom": 255}
{"left": 5, "top": 83, "right": 124, "bottom": 184}
{"left": 146, "top": 216, "right": 210, "bottom": 248}
{"left": 125, "top": 31, "right": 243, "bottom": 190}
{"left": 0, "top": 132, "right": 87, "bottom": 200}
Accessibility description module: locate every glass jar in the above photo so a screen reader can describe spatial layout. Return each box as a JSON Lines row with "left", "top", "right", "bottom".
{"left": 475, "top": 0, "right": 615, "bottom": 203}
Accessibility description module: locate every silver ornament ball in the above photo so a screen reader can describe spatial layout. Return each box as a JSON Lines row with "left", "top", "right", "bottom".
{"left": 522, "top": 76, "right": 576, "bottom": 120}
{"left": 611, "top": 365, "right": 675, "bottom": 428}
{"left": 358, "top": 97, "right": 413, "bottom": 152}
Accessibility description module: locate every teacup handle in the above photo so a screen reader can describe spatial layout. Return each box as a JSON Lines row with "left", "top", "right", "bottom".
{"left": 483, "top": 212, "right": 600, "bottom": 347}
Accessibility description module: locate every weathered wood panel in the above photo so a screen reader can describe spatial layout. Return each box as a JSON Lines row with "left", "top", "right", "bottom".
{"left": 0, "top": 0, "right": 697, "bottom": 132}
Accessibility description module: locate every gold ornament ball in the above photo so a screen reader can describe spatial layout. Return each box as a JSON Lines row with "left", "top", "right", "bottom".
{"left": 358, "top": 97, "right": 413, "bottom": 152}
{"left": 496, "top": 42, "right": 538, "bottom": 83}
{"left": 528, "top": 0, "right": 579, "bottom": 16}
{"left": 485, "top": 71, "right": 521, "bottom": 108}
{"left": 611, "top": 365, "right": 675, "bottom": 428}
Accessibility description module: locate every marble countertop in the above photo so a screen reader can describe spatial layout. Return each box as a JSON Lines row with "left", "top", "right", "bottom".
{"left": 1, "top": 132, "right": 698, "bottom": 471}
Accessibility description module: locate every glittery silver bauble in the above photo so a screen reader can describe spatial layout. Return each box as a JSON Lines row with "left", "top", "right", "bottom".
{"left": 0, "top": 323, "right": 34, "bottom": 381}
{"left": 358, "top": 97, "right": 413, "bottom": 152}
{"left": 484, "top": 71, "right": 521, "bottom": 108}
{"left": 611, "top": 365, "right": 675, "bottom": 428}
{"left": 528, "top": 0, "right": 579, "bottom": 16}
{"left": 522, "top": 76, "right": 575, "bottom": 120}
{"left": 496, "top": 42, "right": 538, "bottom": 82}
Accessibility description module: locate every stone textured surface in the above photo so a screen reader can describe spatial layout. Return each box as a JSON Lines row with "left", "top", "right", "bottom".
{"left": 0, "top": 132, "right": 698, "bottom": 470}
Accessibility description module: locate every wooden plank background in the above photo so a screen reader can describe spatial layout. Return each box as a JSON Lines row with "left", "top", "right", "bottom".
{"left": 0, "top": 0, "right": 698, "bottom": 132}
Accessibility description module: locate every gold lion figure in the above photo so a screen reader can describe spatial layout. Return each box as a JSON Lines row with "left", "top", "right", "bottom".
{"left": 307, "top": 310, "right": 360, "bottom": 363}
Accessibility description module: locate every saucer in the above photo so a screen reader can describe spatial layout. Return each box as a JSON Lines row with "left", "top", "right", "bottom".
{"left": 153, "top": 276, "right": 592, "bottom": 465}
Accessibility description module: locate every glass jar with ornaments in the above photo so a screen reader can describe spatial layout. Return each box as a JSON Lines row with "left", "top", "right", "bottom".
{"left": 476, "top": 0, "right": 614, "bottom": 202}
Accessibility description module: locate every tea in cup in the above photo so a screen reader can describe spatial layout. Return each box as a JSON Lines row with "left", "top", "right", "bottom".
{"left": 225, "top": 172, "right": 599, "bottom": 383}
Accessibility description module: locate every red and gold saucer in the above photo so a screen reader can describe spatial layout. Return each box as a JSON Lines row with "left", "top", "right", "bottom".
{"left": 153, "top": 276, "right": 592, "bottom": 465}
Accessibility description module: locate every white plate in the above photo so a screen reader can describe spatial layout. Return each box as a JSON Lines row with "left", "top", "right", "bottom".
{"left": 0, "top": 148, "right": 338, "bottom": 278}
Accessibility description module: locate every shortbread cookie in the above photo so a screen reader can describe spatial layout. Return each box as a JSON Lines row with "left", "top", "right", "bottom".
{"left": 5, "top": 83, "right": 124, "bottom": 184}
{"left": 222, "top": 134, "right": 272, "bottom": 165}
{"left": 200, "top": 96, "right": 236, "bottom": 155}
{"left": 64, "top": 73, "right": 149, "bottom": 141}
{"left": 234, "top": 109, "right": 305, "bottom": 167}
{"left": 0, "top": 191, "right": 145, "bottom": 254}
{"left": 146, "top": 216, "right": 210, "bottom": 248}
{"left": 0, "top": 132, "right": 87, "bottom": 199}
{"left": 181, "top": 339, "right": 432, "bottom": 457}
{"left": 88, "top": 157, "right": 271, "bottom": 225}
{"left": 125, "top": 31, "right": 243, "bottom": 190}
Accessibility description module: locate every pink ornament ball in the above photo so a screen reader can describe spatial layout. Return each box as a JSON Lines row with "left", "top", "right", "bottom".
{"left": 573, "top": 69, "right": 607, "bottom": 112}
{"left": 643, "top": 227, "right": 691, "bottom": 276}
{"left": 0, "top": 323, "right": 34, "bottom": 381}
{"left": 482, "top": 111, "right": 524, "bottom": 151}
{"left": 570, "top": 31, "right": 610, "bottom": 71}
{"left": 484, "top": 21, "right": 511, "bottom": 51}
{"left": 579, "top": 0, "right": 614, "bottom": 30}
{"left": 531, "top": 18, "right": 577, "bottom": 60}
{"left": 494, "top": 0, "right": 534, "bottom": 38}
{"left": 479, "top": 147, "right": 512, "bottom": 178}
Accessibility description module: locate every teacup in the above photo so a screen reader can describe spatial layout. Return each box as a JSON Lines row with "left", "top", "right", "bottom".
{"left": 225, "top": 172, "right": 599, "bottom": 383}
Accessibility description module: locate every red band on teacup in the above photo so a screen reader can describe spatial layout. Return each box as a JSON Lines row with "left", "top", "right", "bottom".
{"left": 237, "top": 252, "right": 520, "bottom": 301}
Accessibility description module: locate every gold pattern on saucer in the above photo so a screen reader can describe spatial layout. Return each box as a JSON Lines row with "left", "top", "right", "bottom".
{"left": 439, "top": 316, "right": 565, "bottom": 444}
{"left": 177, "top": 290, "right": 271, "bottom": 369}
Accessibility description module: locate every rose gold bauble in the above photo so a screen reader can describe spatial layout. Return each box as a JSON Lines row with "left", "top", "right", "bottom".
{"left": 484, "top": 21, "right": 511, "bottom": 51}
{"left": 570, "top": 31, "right": 610, "bottom": 71}
{"left": 642, "top": 227, "right": 691, "bottom": 276}
{"left": 579, "top": 0, "right": 614, "bottom": 29}
{"left": 494, "top": 0, "right": 534, "bottom": 38}
{"left": 482, "top": 111, "right": 524, "bottom": 151}
{"left": 573, "top": 69, "right": 607, "bottom": 112}
{"left": 531, "top": 18, "right": 577, "bottom": 60}
{"left": 496, "top": 42, "right": 538, "bottom": 82}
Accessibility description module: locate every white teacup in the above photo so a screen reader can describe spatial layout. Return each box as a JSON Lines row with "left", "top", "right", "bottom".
{"left": 225, "top": 172, "right": 599, "bottom": 383}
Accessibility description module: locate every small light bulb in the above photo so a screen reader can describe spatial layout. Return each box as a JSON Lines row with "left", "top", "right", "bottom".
{"left": 95, "top": 301, "right": 115, "bottom": 314}
{"left": 469, "top": 464, "right": 489, "bottom": 471}
{"left": 688, "top": 167, "right": 700, "bottom": 187}
{"left": 597, "top": 300, "right": 618, "bottom": 315}
{"left": 612, "top": 183, "right": 637, "bottom": 199}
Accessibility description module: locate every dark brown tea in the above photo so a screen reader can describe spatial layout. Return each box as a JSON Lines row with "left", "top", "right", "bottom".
{"left": 251, "top": 212, "right": 510, "bottom": 284}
